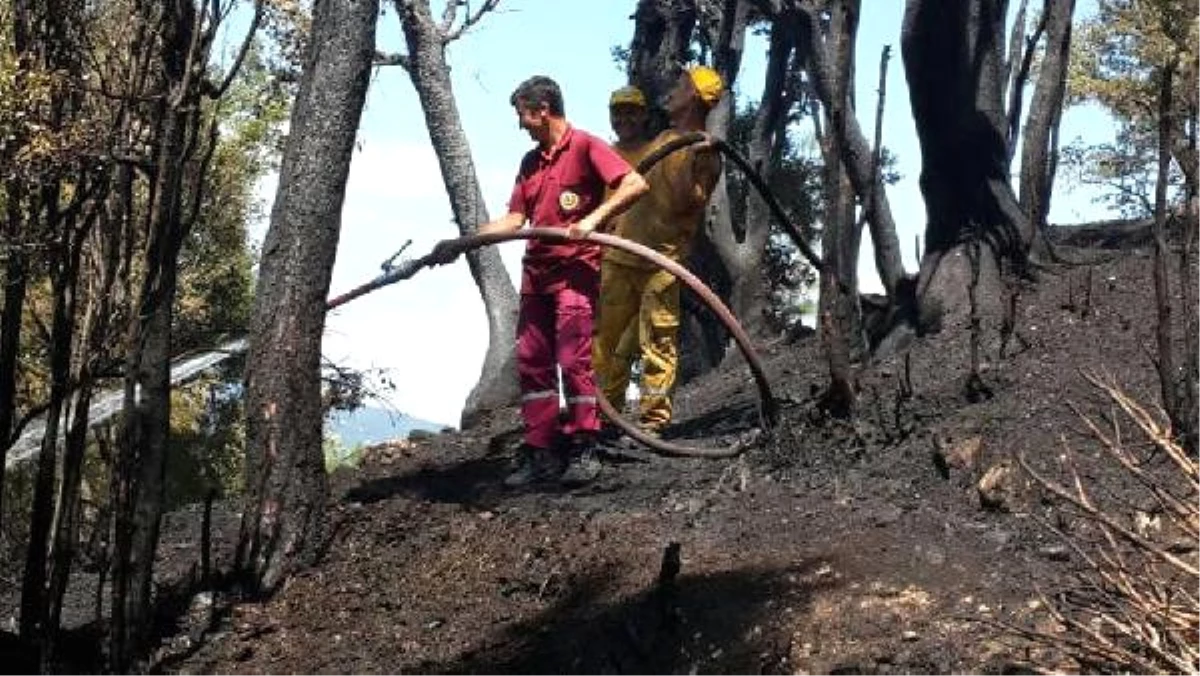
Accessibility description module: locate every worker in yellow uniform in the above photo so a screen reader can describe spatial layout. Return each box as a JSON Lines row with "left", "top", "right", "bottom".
{"left": 608, "top": 85, "right": 652, "bottom": 158}
{"left": 600, "top": 85, "right": 653, "bottom": 413}
{"left": 594, "top": 66, "right": 724, "bottom": 437}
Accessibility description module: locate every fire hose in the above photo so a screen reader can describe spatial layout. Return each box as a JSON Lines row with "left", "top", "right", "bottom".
{"left": 327, "top": 132, "right": 821, "bottom": 458}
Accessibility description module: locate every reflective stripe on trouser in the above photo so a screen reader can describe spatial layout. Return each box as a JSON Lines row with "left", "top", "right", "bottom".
{"left": 517, "top": 288, "right": 600, "bottom": 449}
{"left": 594, "top": 262, "right": 680, "bottom": 429}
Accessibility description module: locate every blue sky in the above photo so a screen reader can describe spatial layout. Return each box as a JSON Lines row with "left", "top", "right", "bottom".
{"left": 241, "top": 0, "right": 1115, "bottom": 427}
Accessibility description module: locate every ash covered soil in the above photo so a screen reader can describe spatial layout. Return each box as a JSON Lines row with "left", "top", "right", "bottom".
{"left": 132, "top": 248, "right": 1190, "bottom": 673}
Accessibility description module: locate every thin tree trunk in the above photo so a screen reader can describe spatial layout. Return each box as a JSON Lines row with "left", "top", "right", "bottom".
{"left": 814, "top": 0, "right": 863, "bottom": 416}
{"left": 237, "top": 0, "right": 379, "bottom": 595}
{"left": 47, "top": 200, "right": 117, "bottom": 644}
{"left": 1003, "top": 0, "right": 1041, "bottom": 164}
{"left": 0, "top": 192, "right": 28, "bottom": 507}
{"left": 1151, "top": 61, "right": 1182, "bottom": 444}
{"left": 729, "top": 13, "right": 795, "bottom": 334}
{"left": 394, "top": 0, "right": 519, "bottom": 429}
{"left": 113, "top": 105, "right": 190, "bottom": 670}
{"left": 796, "top": 2, "right": 905, "bottom": 297}
{"left": 1018, "top": 0, "right": 1075, "bottom": 256}
{"left": 111, "top": 1, "right": 201, "bottom": 664}
{"left": 20, "top": 189, "right": 77, "bottom": 647}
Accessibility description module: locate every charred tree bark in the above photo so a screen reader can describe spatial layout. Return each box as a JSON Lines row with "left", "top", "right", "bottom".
{"left": 1018, "top": 0, "right": 1075, "bottom": 258}
{"left": 902, "top": 0, "right": 1030, "bottom": 382}
{"left": 13, "top": 0, "right": 93, "bottom": 655}
{"left": 0, "top": 191, "right": 27, "bottom": 517}
{"left": 393, "top": 0, "right": 519, "bottom": 430}
{"left": 20, "top": 193, "right": 82, "bottom": 647}
{"left": 237, "top": 0, "right": 378, "bottom": 595}
{"left": 112, "top": 83, "right": 192, "bottom": 676}
{"left": 47, "top": 197, "right": 119, "bottom": 643}
{"left": 630, "top": 0, "right": 700, "bottom": 133}
{"left": 109, "top": 0, "right": 246, "bottom": 664}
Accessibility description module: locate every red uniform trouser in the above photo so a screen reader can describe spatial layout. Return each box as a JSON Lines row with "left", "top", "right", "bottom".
{"left": 517, "top": 287, "right": 600, "bottom": 449}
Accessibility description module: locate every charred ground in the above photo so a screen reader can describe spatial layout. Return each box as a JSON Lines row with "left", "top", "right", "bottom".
{"left": 10, "top": 245, "right": 1193, "bottom": 674}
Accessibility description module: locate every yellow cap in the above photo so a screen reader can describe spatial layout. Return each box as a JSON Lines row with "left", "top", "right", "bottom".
{"left": 609, "top": 85, "right": 647, "bottom": 108}
{"left": 687, "top": 66, "right": 724, "bottom": 108}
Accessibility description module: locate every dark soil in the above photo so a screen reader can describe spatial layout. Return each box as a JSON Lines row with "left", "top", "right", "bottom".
{"left": 12, "top": 247, "right": 1193, "bottom": 674}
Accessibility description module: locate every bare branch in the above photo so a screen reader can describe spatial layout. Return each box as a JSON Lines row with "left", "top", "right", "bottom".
{"left": 1005, "top": 4, "right": 1047, "bottom": 164}
{"left": 374, "top": 50, "right": 411, "bottom": 70}
{"left": 440, "top": 0, "right": 459, "bottom": 32}
{"left": 213, "top": 0, "right": 265, "bottom": 98}
{"left": 444, "top": 0, "right": 501, "bottom": 44}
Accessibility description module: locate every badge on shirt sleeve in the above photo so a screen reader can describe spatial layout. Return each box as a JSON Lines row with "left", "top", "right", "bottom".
{"left": 559, "top": 190, "right": 580, "bottom": 212}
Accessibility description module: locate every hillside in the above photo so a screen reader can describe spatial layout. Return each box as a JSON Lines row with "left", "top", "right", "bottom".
{"left": 28, "top": 246, "right": 1191, "bottom": 674}
{"left": 327, "top": 406, "right": 448, "bottom": 449}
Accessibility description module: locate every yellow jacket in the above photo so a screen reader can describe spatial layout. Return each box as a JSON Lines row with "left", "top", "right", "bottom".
{"left": 605, "top": 129, "right": 721, "bottom": 268}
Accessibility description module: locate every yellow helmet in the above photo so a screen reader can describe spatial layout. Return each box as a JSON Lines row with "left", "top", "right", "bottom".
{"left": 687, "top": 65, "right": 724, "bottom": 108}
{"left": 609, "top": 85, "right": 647, "bottom": 108}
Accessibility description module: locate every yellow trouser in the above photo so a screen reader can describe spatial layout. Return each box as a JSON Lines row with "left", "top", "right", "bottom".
{"left": 593, "top": 261, "right": 680, "bottom": 429}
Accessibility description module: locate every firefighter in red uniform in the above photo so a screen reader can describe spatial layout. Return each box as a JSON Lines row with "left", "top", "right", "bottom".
{"left": 432, "top": 76, "right": 648, "bottom": 487}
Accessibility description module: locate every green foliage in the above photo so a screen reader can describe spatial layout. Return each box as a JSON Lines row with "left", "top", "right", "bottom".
{"left": 1059, "top": 134, "right": 1166, "bottom": 217}
{"left": 323, "top": 433, "right": 363, "bottom": 473}
{"left": 262, "top": 0, "right": 313, "bottom": 90}
{"left": 175, "top": 42, "right": 288, "bottom": 352}
{"left": 1064, "top": 0, "right": 1198, "bottom": 216}
{"left": 166, "top": 369, "right": 247, "bottom": 508}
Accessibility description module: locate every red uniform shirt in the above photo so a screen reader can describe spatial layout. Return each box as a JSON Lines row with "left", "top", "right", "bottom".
{"left": 508, "top": 126, "right": 631, "bottom": 295}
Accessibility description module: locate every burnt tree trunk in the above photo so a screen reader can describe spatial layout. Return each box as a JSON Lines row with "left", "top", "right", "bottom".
{"left": 20, "top": 191, "right": 81, "bottom": 647}
{"left": 901, "top": 0, "right": 1030, "bottom": 379}
{"left": 629, "top": 0, "right": 700, "bottom": 133}
{"left": 0, "top": 190, "right": 27, "bottom": 516}
{"left": 394, "top": 0, "right": 519, "bottom": 430}
{"left": 47, "top": 193, "right": 119, "bottom": 643}
{"left": 112, "top": 69, "right": 196, "bottom": 676}
{"left": 109, "top": 0, "right": 226, "bottom": 657}
{"left": 14, "top": 0, "right": 91, "bottom": 654}
{"left": 1017, "top": 0, "right": 1075, "bottom": 257}
{"left": 237, "top": 0, "right": 378, "bottom": 595}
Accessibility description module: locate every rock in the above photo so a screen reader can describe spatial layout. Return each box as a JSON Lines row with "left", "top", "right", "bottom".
{"left": 932, "top": 435, "right": 982, "bottom": 478}
{"left": 978, "top": 462, "right": 1014, "bottom": 512}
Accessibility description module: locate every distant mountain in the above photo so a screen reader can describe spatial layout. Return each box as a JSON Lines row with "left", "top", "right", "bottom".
{"left": 326, "top": 405, "right": 447, "bottom": 448}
